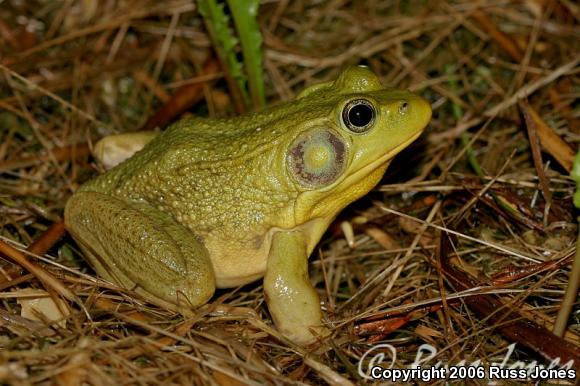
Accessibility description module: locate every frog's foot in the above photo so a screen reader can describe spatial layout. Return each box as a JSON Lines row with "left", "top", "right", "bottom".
{"left": 263, "top": 230, "right": 330, "bottom": 345}
{"left": 94, "top": 131, "right": 158, "bottom": 170}
{"left": 65, "top": 191, "right": 215, "bottom": 314}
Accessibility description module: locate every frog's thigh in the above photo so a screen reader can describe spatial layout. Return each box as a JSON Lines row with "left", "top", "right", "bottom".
{"left": 65, "top": 191, "right": 215, "bottom": 313}
{"left": 263, "top": 230, "right": 329, "bottom": 345}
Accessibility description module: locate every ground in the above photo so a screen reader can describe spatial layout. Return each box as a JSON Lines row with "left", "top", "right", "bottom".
{"left": 0, "top": 1, "right": 578, "bottom": 385}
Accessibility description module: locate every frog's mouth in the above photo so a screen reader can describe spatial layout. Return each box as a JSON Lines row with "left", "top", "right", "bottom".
{"left": 291, "top": 129, "right": 424, "bottom": 240}
{"left": 339, "top": 129, "right": 424, "bottom": 192}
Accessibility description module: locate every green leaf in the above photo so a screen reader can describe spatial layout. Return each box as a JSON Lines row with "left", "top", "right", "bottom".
{"left": 571, "top": 151, "right": 580, "bottom": 209}
{"left": 198, "top": 0, "right": 249, "bottom": 106}
{"left": 227, "top": 0, "right": 265, "bottom": 109}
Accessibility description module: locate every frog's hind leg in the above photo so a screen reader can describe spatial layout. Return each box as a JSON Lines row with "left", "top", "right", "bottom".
{"left": 65, "top": 191, "right": 215, "bottom": 314}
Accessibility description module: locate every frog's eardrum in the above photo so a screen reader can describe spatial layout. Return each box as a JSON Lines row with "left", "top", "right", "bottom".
{"left": 287, "top": 129, "right": 347, "bottom": 188}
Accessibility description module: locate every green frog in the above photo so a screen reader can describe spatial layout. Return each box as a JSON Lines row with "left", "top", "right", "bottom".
{"left": 65, "top": 66, "right": 431, "bottom": 344}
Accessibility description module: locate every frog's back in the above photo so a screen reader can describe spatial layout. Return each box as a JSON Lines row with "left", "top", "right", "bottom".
{"left": 79, "top": 101, "right": 331, "bottom": 240}
{"left": 81, "top": 96, "right": 333, "bottom": 196}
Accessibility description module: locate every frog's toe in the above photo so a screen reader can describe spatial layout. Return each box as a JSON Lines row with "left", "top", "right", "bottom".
{"left": 165, "top": 272, "right": 215, "bottom": 311}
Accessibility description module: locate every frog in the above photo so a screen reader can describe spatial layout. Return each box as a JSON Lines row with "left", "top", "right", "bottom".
{"left": 64, "top": 66, "right": 431, "bottom": 345}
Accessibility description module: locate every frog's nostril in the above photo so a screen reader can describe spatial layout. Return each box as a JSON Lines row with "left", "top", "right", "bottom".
{"left": 399, "top": 101, "right": 409, "bottom": 114}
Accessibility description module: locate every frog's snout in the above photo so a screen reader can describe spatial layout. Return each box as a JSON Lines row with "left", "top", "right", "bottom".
{"left": 396, "top": 94, "right": 432, "bottom": 133}
{"left": 416, "top": 95, "right": 433, "bottom": 129}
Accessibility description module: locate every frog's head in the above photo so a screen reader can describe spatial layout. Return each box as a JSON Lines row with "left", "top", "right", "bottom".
{"left": 285, "top": 66, "right": 431, "bottom": 227}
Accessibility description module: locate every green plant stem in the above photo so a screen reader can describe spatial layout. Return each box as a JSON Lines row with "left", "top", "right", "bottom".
{"left": 554, "top": 152, "right": 580, "bottom": 336}
{"left": 553, "top": 232, "right": 580, "bottom": 337}
{"left": 227, "top": 0, "right": 265, "bottom": 109}
{"left": 198, "top": 0, "right": 249, "bottom": 111}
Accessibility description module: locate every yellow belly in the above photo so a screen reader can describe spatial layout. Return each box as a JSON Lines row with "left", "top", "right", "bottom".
{"left": 206, "top": 218, "right": 331, "bottom": 288}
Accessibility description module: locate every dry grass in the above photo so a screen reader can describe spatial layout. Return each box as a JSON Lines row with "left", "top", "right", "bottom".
{"left": 0, "top": 1, "right": 579, "bottom": 385}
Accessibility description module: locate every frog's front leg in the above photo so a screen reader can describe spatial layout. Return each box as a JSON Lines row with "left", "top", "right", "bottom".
{"left": 264, "top": 230, "right": 329, "bottom": 344}
{"left": 65, "top": 191, "right": 215, "bottom": 314}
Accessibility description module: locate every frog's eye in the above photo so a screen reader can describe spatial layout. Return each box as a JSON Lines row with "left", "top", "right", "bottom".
{"left": 288, "top": 129, "right": 347, "bottom": 188}
{"left": 342, "top": 99, "right": 376, "bottom": 133}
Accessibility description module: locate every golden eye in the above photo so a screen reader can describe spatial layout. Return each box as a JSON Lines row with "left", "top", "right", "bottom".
{"left": 287, "top": 129, "right": 347, "bottom": 188}
{"left": 342, "top": 99, "right": 376, "bottom": 133}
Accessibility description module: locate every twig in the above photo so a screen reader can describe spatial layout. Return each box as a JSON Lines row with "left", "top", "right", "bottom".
{"left": 438, "top": 229, "right": 580, "bottom": 371}
{"left": 0, "top": 239, "right": 78, "bottom": 303}
{"left": 28, "top": 220, "right": 66, "bottom": 256}
{"left": 483, "top": 54, "right": 580, "bottom": 119}
{"left": 472, "top": 10, "right": 524, "bottom": 62}
{"left": 139, "top": 59, "right": 220, "bottom": 131}
{"left": 0, "top": 143, "right": 90, "bottom": 173}
{"left": 0, "top": 64, "right": 105, "bottom": 126}
{"left": 527, "top": 106, "right": 575, "bottom": 172}
{"left": 521, "top": 102, "right": 552, "bottom": 222}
